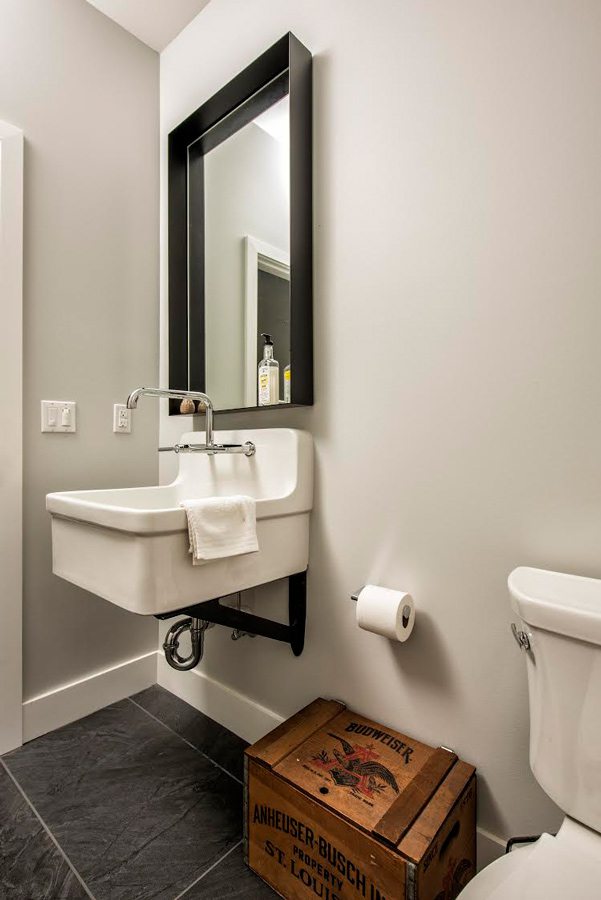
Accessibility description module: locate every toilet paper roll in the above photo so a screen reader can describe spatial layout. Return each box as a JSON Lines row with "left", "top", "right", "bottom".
{"left": 355, "top": 584, "right": 415, "bottom": 642}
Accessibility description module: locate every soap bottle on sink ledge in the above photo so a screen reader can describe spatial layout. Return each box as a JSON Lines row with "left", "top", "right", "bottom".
{"left": 258, "top": 333, "right": 279, "bottom": 406}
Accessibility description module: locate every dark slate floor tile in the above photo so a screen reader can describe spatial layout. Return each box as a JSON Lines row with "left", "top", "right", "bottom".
{"left": 0, "top": 765, "right": 87, "bottom": 900}
{"left": 132, "top": 685, "right": 248, "bottom": 781}
{"left": 3, "top": 700, "right": 242, "bottom": 900}
{"left": 182, "top": 845, "right": 277, "bottom": 899}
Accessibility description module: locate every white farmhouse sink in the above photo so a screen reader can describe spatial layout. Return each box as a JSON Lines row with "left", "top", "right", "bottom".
{"left": 47, "top": 428, "right": 313, "bottom": 615}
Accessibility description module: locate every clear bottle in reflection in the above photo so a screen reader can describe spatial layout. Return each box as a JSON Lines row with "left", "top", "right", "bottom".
{"left": 284, "top": 363, "right": 291, "bottom": 403}
{"left": 258, "top": 333, "right": 279, "bottom": 405}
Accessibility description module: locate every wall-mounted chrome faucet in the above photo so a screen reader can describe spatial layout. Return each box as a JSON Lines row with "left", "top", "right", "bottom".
{"left": 126, "top": 387, "right": 255, "bottom": 456}
{"left": 127, "top": 387, "right": 215, "bottom": 444}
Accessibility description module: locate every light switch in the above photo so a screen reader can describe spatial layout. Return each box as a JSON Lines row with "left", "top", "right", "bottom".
{"left": 41, "top": 400, "right": 76, "bottom": 433}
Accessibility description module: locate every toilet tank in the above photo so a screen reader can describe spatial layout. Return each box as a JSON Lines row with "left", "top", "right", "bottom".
{"left": 509, "top": 567, "right": 601, "bottom": 834}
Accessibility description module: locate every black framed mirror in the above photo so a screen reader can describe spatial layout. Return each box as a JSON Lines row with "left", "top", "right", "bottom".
{"left": 168, "top": 33, "right": 312, "bottom": 415}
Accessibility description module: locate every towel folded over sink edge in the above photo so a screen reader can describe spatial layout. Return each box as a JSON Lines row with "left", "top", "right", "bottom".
{"left": 180, "top": 495, "right": 259, "bottom": 565}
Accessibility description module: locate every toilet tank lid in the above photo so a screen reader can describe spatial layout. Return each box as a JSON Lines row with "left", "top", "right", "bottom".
{"left": 509, "top": 566, "right": 601, "bottom": 646}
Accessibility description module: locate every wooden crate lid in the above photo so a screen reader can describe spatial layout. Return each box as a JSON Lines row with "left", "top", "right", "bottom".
{"left": 247, "top": 698, "right": 475, "bottom": 858}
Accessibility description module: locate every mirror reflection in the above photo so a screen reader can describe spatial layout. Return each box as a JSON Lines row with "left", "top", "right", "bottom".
{"left": 203, "top": 95, "right": 290, "bottom": 410}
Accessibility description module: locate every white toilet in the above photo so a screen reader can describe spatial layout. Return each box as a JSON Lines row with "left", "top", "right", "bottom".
{"left": 459, "top": 566, "right": 601, "bottom": 899}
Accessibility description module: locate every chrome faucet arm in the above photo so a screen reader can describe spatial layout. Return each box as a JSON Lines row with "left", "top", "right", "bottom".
{"left": 126, "top": 387, "right": 213, "bottom": 409}
{"left": 125, "top": 387, "right": 214, "bottom": 447}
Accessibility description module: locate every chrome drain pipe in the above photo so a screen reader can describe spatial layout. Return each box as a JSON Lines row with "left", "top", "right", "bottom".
{"left": 163, "top": 617, "right": 210, "bottom": 671}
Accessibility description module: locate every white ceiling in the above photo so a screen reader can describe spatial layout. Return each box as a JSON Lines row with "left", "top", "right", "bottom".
{"left": 85, "top": 0, "right": 210, "bottom": 52}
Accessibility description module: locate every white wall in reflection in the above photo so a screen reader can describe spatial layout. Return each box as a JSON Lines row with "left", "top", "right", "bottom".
{"left": 204, "top": 96, "right": 290, "bottom": 409}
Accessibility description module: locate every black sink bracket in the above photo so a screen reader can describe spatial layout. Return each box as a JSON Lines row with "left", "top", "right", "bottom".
{"left": 155, "top": 571, "right": 307, "bottom": 656}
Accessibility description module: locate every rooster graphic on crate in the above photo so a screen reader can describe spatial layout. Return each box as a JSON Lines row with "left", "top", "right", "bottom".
{"left": 313, "top": 733, "right": 400, "bottom": 798}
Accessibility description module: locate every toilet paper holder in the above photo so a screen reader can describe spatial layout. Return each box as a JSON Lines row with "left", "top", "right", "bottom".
{"left": 351, "top": 585, "right": 413, "bottom": 629}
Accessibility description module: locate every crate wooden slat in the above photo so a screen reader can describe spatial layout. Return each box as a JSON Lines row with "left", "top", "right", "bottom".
{"left": 373, "top": 747, "right": 458, "bottom": 847}
{"left": 248, "top": 699, "right": 345, "bottom": 769}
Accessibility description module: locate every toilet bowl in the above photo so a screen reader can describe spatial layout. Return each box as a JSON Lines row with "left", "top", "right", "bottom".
{"left": 459, "top": 817, "right": 601, "bottom": 899}
{"left": 459, "top": 566, "right": 601, "bottom": 899}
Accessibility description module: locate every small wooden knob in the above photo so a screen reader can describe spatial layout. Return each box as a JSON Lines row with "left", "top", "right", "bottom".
{"left": 180, "top": 398, "right": 195, "bottom": 414}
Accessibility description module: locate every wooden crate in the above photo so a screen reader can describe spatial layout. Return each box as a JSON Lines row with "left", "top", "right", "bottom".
{"left": 245, "top": 699, "right": 476, "bottom": 900}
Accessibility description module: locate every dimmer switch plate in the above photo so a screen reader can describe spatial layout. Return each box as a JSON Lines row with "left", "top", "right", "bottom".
{"left": 41, "top": 400, "right": 76, "bottom": 433}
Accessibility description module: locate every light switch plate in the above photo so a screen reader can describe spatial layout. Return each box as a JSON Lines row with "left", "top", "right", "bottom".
{"left": 41, "top": 400, "right": 76, "bottom": 433}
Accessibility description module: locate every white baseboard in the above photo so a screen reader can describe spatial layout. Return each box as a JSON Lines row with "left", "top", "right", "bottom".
{"left": 157, "top": 656, "right": 283, "bottom": 744}
{"left": 477, "top": 826, "right": 506, "bottom": 870}
{"left": 23, "top": 650, "right": 158, "bottom": 743}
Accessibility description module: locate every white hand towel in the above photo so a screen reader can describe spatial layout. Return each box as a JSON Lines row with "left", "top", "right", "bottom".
{"left": 180, "top": 495, "right": 259, "bottom": 565}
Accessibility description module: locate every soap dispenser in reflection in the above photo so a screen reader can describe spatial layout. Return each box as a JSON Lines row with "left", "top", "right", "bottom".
{"left": 258, "top": 333, "right": 279, "bottom": 406}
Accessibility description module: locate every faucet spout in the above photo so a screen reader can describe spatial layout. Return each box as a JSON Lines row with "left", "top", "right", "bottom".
{"left": 126, "top": 388, "right": 214, "bottom": 447}
{"left": 125, "top": 388, "right": 145, "bottom": 409}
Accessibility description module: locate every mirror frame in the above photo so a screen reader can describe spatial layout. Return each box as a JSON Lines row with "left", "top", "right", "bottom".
{"left": 168, "top": 32, "right": 313, "bottom": 415}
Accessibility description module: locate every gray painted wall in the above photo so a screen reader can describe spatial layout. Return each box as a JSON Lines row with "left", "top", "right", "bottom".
{"left": 160, "top": 0, "right": 601, "bottom": 844}
{"left": 0, "top": 0, "right": 159, "bottom": 698}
